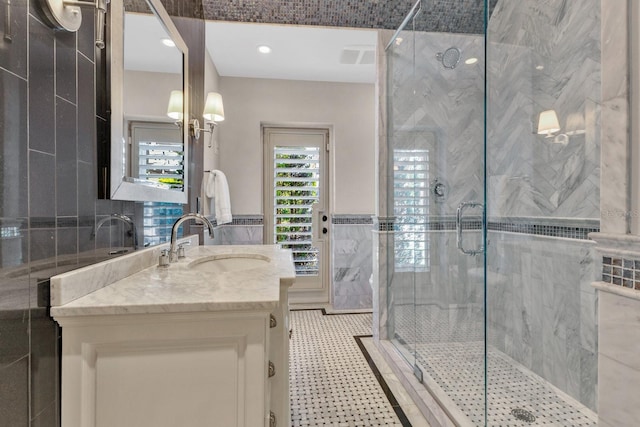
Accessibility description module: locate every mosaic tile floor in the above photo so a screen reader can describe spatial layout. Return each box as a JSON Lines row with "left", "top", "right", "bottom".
{"left": 392, "top": 304, "right": 597, "bottom": 426}
{"left": 289, "top": 310, "right": 411, "bottom": 426}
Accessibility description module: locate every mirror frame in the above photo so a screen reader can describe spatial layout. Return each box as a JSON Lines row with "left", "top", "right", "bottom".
{"left": 109, "top": 0, "right": 189, "bottom": 203}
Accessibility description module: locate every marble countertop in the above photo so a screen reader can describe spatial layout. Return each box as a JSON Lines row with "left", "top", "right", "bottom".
{"left": 50, "top": 244, "right": 295, "bottom": 319}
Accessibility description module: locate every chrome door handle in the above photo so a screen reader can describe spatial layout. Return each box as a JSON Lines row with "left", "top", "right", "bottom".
{"left": 456, "top": 201, "right": 483, "bottom": 255}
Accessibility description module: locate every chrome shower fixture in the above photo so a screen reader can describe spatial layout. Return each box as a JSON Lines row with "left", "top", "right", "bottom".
{"left": 436, "top": 47, "right": 461, "bottom": 69}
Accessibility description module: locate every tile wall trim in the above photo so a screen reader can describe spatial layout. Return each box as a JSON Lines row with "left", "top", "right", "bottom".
{"left": 212, "top": 215, "right": 263, "bottom": 227}
{"left": 601, "top": 255, "right": 640, "bottom": 291}
{"left": 332, "top": 215, "right": 374, "bottom": 225}
{"left": 372, "top": 216, "right": 600, "bottom": 240}
{"left": 487, "top": 220, "right": 599, "bottom": 240}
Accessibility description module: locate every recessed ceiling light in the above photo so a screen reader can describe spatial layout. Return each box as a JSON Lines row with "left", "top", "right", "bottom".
{"left": 465, "top": 57, "right": 478, "bottom": 65}
{"left": 535, "top": 65, "right": 544, "bottom": 70}
{"left": 258, "top": 45, "right": 272, "bottom": 54}
{"left": 161, "top": 38, "right": 175, "bottom": 47}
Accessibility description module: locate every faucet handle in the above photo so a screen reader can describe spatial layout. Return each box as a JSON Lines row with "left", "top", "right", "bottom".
{"left": 158, "top": 249, "right": 170, "bottom": 267}
{"left": 177, "top": 242, "right": 189, "bottom": 259}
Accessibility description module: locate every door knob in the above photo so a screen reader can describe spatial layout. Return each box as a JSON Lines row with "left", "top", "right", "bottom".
{"left": 322, "top": 227, "right": 328, "bottom": 234}
{"left": 322, "top": 215, "right": 328, "bottom": 221}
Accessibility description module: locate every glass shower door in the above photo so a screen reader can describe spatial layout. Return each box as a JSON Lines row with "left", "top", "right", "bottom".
{"left": 386, "top": 0, "right": 487, "bottom": 424}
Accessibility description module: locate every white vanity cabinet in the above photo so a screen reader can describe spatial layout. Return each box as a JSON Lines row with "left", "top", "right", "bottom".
{"left": 50, "top": 244, "right": 294, "bottom": 427}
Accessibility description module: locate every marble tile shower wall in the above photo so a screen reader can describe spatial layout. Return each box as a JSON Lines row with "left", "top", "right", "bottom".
{"left": 389, "top": 31, "right": 485, "bottom": 216}
{"left": 481, "top": 0, "right": 601, "bottom": 412}
{"left": 486, "top": 0, "right": 601, "bottom": 220}
{"left": 486, "top": 232, "right": 599, "bottom": 411}
{"left": 332, "top": 216, "right": 373, "bottom": 310}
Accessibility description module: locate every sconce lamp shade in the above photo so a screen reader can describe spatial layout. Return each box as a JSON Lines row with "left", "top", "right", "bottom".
{"left": 203, "top": 92, "right": 225, "bottom": 122}
{"left": 167, "top": 90, "right": 183, "bottom": 120}
{"left": 565, "top": 112, "right": 586, "bottom": 136}
{"left": 537, "top": 109, "right": 560, "bottom": 136}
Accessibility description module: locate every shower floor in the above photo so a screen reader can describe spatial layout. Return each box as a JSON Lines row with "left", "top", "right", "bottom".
{"left": 392, "top": 304, "right": 597, "bottom": 426}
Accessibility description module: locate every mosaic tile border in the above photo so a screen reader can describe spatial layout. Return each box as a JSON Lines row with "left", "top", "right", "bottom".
{"left": 202, "top": 0, "right": 492, "bottom": 33}
{"left": 213, "top": 215, "right": 264, "bottom": 226}
{"left": 602, "top": 256, "right": 640, "bottom": 291}
{"left": 332, "top": 215, "right": 374, "bottom": 225}
{"left": 373, "top": 216, "right": 600, "bottom": 240}
{"left": 487, "top": 222, "right": 599, "bottom": 240}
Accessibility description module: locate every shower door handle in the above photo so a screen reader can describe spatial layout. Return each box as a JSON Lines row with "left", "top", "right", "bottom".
{"left": 456, "top": 201, "right": 483, "bottom": 256}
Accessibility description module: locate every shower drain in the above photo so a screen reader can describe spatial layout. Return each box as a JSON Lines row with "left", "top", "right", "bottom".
{"left": 511, "top": 408, "right": 536, "bottom": 423}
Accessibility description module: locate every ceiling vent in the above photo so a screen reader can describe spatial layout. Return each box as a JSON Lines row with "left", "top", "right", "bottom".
{"left": 340, "top": 45, "right": 375, "bottom": 65}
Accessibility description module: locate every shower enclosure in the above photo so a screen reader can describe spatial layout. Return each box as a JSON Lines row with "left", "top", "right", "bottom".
{"left": 383, "top": 0, "right": 600, "bottom": 425}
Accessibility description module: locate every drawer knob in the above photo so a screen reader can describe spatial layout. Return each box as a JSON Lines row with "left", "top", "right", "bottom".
{"left": 270, "top": 314, "right": 277, "bottom": 328}
{"left": 270, "top": 411, "right": 276, "bottom": 427}
{"left": 268, "top": 361, "right": 276, "bottom": 378}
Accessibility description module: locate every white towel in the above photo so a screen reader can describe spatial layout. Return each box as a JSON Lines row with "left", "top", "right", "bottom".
{"left": 207, "top": 170, "right": 232, "bottom": 225}
{"left": 201, "top": 172, "right": 214, "bottom": 216}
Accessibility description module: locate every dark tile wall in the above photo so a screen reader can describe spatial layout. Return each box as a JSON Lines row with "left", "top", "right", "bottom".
{"left": 0, "top": 2, "right": 205, "bottom": 425}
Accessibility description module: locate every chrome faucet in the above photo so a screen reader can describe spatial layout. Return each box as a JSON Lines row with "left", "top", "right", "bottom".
{"left": 92, "top": 213, "right": 137, "bottom": 250}
{"left": 170, "top": 213, "right": 215, "bottom": 262}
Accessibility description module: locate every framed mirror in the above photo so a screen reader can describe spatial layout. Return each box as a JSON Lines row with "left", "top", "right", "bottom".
{"left": 108, "top": 0, "right": 189, "bottom": 203}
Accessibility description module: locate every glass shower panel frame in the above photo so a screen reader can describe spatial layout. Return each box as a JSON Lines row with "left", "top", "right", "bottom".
{"left": 385, "top": 0, "right": 423, "bottom": 374}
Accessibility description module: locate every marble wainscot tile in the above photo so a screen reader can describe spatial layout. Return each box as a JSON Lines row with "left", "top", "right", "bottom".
{"left": 50, "top": 244, "right": 295, "bottom": 318}
{"left": 596, "top": 286, "right": 640, "bottom": 371}
{"left": 594, "top": 281, "right": 640, "bottom": 426}
{"left": 217, "top": 225, "right": 263, "bottom": 245}
{"left": 487, "top": 232, "right": 598, "bottom": 410}
{"left": 332, "top": 222, "right": 373, "bottom": 310}
{"left": 50, "top": 235, "right": 200, "bottom": 306}
{"left": 372, "top": 227, "right": 390, "bottom": 341}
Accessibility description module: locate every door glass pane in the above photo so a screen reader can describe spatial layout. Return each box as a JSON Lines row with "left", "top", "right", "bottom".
{"left": 273, "top": 146, "right": 320, "bottom": 276}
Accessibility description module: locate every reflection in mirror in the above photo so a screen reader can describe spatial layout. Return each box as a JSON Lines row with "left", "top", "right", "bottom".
{"left": 108, "top": 0, "right": 189, "bottom": 203}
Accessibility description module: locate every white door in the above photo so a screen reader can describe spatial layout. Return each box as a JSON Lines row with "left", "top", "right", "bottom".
{"left": 264, "top": 127, "right": 330, "bottom": 303}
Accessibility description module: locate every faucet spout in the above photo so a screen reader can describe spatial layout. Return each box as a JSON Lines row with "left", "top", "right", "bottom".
{"left": 92, "top": 213, "right": 137, "bottom": 250}
{"left": 170, "top": 213, "right": 215, "bottom": 262}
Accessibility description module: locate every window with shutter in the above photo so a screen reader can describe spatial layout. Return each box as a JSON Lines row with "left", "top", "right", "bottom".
{"left": 130, "top": 121, "right": 184, "bottom": 190}
{"left": 393, "top": 149, "right": 430, "bottom": 270}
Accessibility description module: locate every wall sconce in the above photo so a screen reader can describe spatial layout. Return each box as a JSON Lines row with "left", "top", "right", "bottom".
{"left": 190, "top": 92, "right": 225, "bottom": 146}
{"left": 537, "top": 109, "right": 572, "bottom": 145}
{"left": 166, "top": 90, "right": 184, "bottom": 121}
{"left": 537, "top": 110, "right": 560, "bottom": 138}
{"left": 39, "top": 0, "right": 109, "bottom": 49}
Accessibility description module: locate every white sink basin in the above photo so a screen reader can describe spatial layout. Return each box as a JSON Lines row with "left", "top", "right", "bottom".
{"left": 188, "top": 254, "right": 270, "bottom": 273}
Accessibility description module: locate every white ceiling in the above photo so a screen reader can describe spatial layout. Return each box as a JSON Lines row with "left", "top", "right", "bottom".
{"left": 124, "top": 13, "right": 183, "bottom": 74}
{"left": 123, "top": 14, "right": 378, "bottom": 84}
{"left": 205, "top": 21, "right": 378, "bottom": 84}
